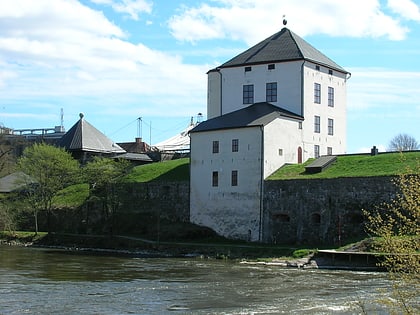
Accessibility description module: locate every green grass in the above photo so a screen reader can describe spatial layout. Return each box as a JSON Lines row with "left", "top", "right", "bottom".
{"left": 123, "top": 158, "right": 189, "bottom": 182}
{"left": 52, "top": 183, "right": 89, "bottom": 208}
{"left": 268, "top": 152, "right": 420, "bottom": 180}
{"left": 0, "top": 231, "right": 48, "bottom": 243}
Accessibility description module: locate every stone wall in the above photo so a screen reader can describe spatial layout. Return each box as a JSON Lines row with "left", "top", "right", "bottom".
{"left": 120, "top": 181, "right": 190, "bottom": 222}
{"left": 262, "top": 176, "right": 397, "bottom": 245}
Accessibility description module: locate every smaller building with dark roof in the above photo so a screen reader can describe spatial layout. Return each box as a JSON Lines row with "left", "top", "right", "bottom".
{"left": 59, "top": 113, "right": 125, "bottom": 162}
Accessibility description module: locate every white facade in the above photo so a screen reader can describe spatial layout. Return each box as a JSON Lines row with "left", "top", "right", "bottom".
{"left": 190, "top": 27, "right": 350, "bottom": 241}
{"left": 208, "top": 61, "right": 348, "bottom": 160}
{"left": 190, "top": 127, "right": 263, "bottom": 241}
{"left": 190, "top": 115, "right": 302, "bottom": 241}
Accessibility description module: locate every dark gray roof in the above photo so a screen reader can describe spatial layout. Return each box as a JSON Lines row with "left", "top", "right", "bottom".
{"left": 217, "top": 27, "right": 348, "bottom": 73}
{"left": 59, "top": 115, "right": 125, "bottom": 154}
{"left": 190, "top": 102, "right": 303, "bottom": 133}
{"left": 0, "top": 172, "right": 34, "bottom": 193}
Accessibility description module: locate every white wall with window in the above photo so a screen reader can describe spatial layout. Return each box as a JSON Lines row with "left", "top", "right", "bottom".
{"left": 301, "top": 62, "right": 347, "bottom": 159}
{"left": 190, "top": 127, "right": 264, "bottom": 241}
{"left": 263, "top": 117, "right": 304, "bottom": 177}
{"left": 207, "top": 61, "right": 302, "bottom": 119}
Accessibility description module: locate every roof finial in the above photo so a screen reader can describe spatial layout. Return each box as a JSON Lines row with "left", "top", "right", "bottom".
{"left": 282, "top": 15, "right": 287, "bottom": 26}
{"left": 79, "top": 112, "right": 84, "bottom": 119}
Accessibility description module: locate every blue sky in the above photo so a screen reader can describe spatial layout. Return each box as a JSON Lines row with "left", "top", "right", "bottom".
{"left": 0, "top": 0, "right": 419, "bottom": 153}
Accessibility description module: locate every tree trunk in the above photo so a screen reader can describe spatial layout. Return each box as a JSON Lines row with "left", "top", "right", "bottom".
{"left": 34, "top": 209, "right": 38, "bottom": 235}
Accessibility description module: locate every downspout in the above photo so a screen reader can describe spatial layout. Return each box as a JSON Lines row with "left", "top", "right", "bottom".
{"left": 300, "top": 60, "right": 306, "bottom": 117}
{"left": 259, "top": 125, "right": 264, "bottom": 242}
{"left": 300, "top": 60, "right": 307, "bottom": 162}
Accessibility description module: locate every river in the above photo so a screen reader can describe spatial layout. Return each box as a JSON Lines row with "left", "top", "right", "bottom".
{"left": 0, "top": 245, "right": 395, "bottom": 314}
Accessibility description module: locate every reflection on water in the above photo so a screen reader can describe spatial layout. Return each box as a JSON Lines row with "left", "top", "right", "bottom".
{"left": 0, "top": 245, "right": 395, "bottom": 314}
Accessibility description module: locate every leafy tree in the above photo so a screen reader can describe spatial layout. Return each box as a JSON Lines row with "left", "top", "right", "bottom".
{"left": 82, "top": 156, "right": 131, "bottom": 234}
{"left": 17, "top": 143, "right": 80, "bottom": 234}
{"left": 363, "top": 157, "right": 419, "bottom": 314}
{"left": 388, "top": 134, "right": 419, "bottom": 152}
{"left": 0, "top": 134, "right": 13, "bottom": 177}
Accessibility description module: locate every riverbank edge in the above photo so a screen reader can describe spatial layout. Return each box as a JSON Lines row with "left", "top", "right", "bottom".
{"left": 0, "top": 232, "right": 383, "bottom": 271}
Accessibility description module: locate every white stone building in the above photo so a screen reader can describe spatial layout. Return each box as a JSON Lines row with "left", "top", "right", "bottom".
{"left": 190, "top": 27, "right": 350, "bottom": 241}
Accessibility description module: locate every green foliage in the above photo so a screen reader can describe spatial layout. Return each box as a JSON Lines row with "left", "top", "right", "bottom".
{"left": 82, "top": 157, "right": 132, "bottom": 234}
{"left": 292, "top": 249, "right": 314, "bottom": 258}
{"left": 17, "top": 143, "right": 80, "bottom": 233}
{"left": 124, "top": 158, "right": 189, "bottom": 182}
{"left": 268, "top": 152, "right": 420, "bottom": 180}
{"left": 363, "top": 157, "right": 419, "bottom": 314}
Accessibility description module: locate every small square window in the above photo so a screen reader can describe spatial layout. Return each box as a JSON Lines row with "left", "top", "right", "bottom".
{"left": 268, "top": 64, "right": 275, "bottom": 70}
{"left": 245, "top": 66, "right": 252, "bottom": 72}
{"left": 315, "top": 65, "right": 320, "bottom": 71}
{"left": 327, "top": 147, "right": 333, "bottom": 155}
{"left": 328, "top": 69, "right": 333, "bottom": 75}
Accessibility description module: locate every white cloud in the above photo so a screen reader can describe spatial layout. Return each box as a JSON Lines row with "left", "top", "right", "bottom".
{"left": 348, "top": 68, "right": 420, "bottom": 110}
{"left": 387, "top": 0, "right": 420, "bottom": 21}
{"left": 168, "top": 0, "right": 411, "bottom": 44}
{"left": 0, "top": 0, "right": 207, "bottom": 119}
{"left": 90, "top": 0, "right": 152, "bottom": 20}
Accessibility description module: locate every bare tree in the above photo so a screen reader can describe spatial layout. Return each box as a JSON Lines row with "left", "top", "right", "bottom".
{"left": 388, "top": 134, "right": 419, "bottom": 152}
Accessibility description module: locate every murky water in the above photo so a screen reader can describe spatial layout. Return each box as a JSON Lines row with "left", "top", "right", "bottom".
{"left": 0, "top": 245, "right": 395, "bottom": 314}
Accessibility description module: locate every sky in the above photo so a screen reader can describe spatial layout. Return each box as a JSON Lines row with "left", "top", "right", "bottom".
{"left": 0, "top": 0, "right": 419, "bottom": 153}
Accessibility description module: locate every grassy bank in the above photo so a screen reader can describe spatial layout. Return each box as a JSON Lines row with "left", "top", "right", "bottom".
{"left": 0, "top": 231, "right": 314, "bottom": 260}
{"left": 121, "top": 152, "right": 419, "bottom": 183}
{"left": 268, "top": 151, "right": 419, "bottom": 180}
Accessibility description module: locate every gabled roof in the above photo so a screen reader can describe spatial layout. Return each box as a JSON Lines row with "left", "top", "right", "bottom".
{"left": 217, "top": 27, "right": 348, "bottom": 73}
{"left": 190, "top": 102, "right": 303, "bottom": 133}
{"left": 0, "top": 171, "right": 34, "bottom": 193}
{"left": 59, "top": 114, "right": 125, "bottom": 154}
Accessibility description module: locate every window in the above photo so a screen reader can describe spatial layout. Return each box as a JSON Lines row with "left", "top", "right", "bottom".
{"left": 231, "top": 170, "right": 238, "bottom": 186}
{"left": 232, "top": 139, "right": 239, "bottom": 152}
{"left": 311, "top": 213, "right": 321, "bottom": 224}
{"left": 212, "top": 171, "right": 218, "bottom": 187}
{"left": 314, "top": 115, "right": 320, "bottom": 133}
{"left": 298, "top": 121, "right": 302, "bottom": 129}
{"left": 328, "top": 118, "right": 334, "bottom": 135}
{"left": 328, "top": 86, "right": 334, "bottom": 107}
{"left": 266, "top": 82, "right": 277, "bottom": 102}
{"left": 314, "top": 145, "right": 320, "bottom": 158}
{"left": 268, "top": 64, "right": 275, "bottom": 70}
{"left": 278, "top": 149, "right": 283, "bottom": 156}
{"left": 314, "top": 83, "right": 321, "bottom": 104}
{"left": 243, "top": 84, "right": 254, "bottom": 104}
{"left": 315, "top": 65, "right": 320, "bottom": 71}
{"left": 328, "top": 69, "right": 333, "bottom": 75}
{"left": 212, "top": 140, "right": 219, "bottom": 153}
{"left": 245, "top": 66, "right": 252, "bottom": 72}
{"left": 327, "top": 147, "right": 333, "bottom": 155}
